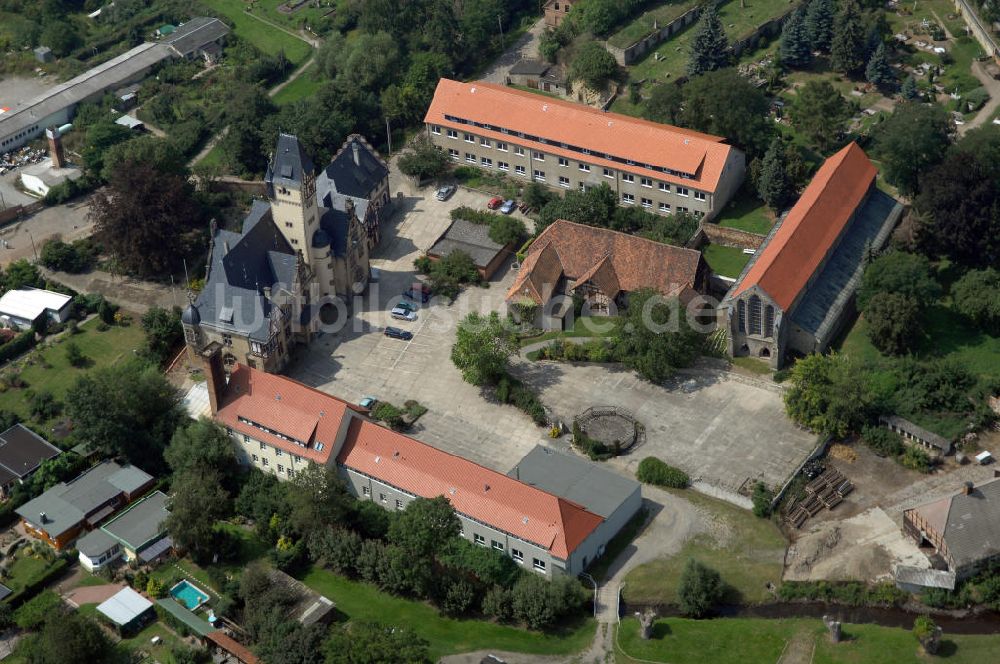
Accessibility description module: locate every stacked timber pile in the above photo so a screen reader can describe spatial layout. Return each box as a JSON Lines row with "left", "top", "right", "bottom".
{"left": 785, "top": 469, "right": 853, "bottom": 529}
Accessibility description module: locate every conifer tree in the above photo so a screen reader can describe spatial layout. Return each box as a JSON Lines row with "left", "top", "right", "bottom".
{"left": 865, "top": 42, "right": 894, "bottom": 88}
{"left": 687, "top": 6, "right": 730, "bottom": 77}
{"left": 757, "top": 138, "right": 792, "bottom": 211}
{"left": 780, "top": 9, "right": 812, "bottom": 69}
{"left": 804, "top": 0, "right": 835, "bottom": 51}
{"left": 901, "top": 75, "right": 918, "bottom": 100}
{"left": 830, "top": 0, "right": 866, "bottom": 75}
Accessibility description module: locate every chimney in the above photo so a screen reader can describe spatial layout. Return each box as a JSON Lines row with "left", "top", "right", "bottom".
{"left": 263, "top": 286, "right": 272, "bottom": 301}
{"left": 963, "top": 481, "right": 974, "bottom": 495}
{"left": 352, "top": 141, "right": 360, "bottom": 166}
{"left": 199, "top": 342, "right": 227, "bottom": 414}
{"left": 39, "top": 512, "right": 47, "bottom": 524}
{"left": 345, "top": 197, "right": 355, "bottom": 218}
{"left": 46, "top": 127, "right": 65, "bottom": 169}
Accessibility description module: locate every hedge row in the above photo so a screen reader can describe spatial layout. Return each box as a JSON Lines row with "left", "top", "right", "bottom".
{"left": 778, "top": 580, "right": 907, "bottom": 607}
{"left": 636, "top": 456, "right": 690, "bottom": 488}
{"left": 450, "top": 206, "right": 502, "bottom": 225}
{"left": 0, "top": 331, "right": 36, "bottom": 365}
{"left": 4, "top": 557, "right": 69, "bottom": 608}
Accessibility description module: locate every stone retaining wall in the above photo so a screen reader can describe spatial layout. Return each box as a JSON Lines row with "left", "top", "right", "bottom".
{"left": 700, "top": 223, "right": 767, "bottom": 250}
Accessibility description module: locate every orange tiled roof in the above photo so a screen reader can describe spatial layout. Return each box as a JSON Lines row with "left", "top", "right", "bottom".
{"left": 215, "top": 365, "right": 361, "bottom": 465}
{"left": 507, "top": 220, "right": 703, "bottom": 305}
{"left": 206, "top": 631, "right": 260, "bottom": 664}
{"left": 731, "top": 143, "right": 876, "bottom": 310}
{"left": 337, "top": 418, "right": 603, "bottom": 560}
{"left": 424, "top": 79, "right": 737, "bottom": 192}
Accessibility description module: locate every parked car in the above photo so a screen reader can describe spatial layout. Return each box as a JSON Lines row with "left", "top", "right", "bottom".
{"left": 384, "top": 326, "right": 413, "bottom": 340}
{"left": 500, "top": 199, "right": 516, "bottom": 214}
{"left": 436, "top": 185, "right": 456, "bottom": 201}
{"left": 394, "top": 300, "right": 418, "bottom": 313}
{"left": 391, "top": 307, "right": 417, "bottom": 321}
{"left": 487, "top": 196, "right": 503, "bottom": 210}
{"left": 403, "top": 284, "right": 432, "bottom": 303}
{"left": 358, "top": 396, "right": 378, "bottom": 410}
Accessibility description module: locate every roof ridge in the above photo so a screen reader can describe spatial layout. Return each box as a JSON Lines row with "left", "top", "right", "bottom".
{"left": 554, "top": 219, "right": 702, "bottom": 258}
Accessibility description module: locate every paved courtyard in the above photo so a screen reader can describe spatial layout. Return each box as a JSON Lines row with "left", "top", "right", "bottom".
{"left": 287, "top": 178, "right": 819, "bottom": 493}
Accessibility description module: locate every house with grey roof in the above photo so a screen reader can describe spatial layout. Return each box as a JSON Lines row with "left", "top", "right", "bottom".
{"left": 903, "top": 478, "right": 1000, "bottom": 580}
{"left": 0, "top": 424, "right": 61, "bottom": 499}
{"left": 163, "top": 17, "right": 230, "bottom": 62}
{"left": 77, "top": 490, "right": 172, "bottom": 572}
{"left": 427, "top": 218, "right": 514, "bottom": 280}
{"left": 16, "top": 461, "right": 154, "bottom": 550}
{"left": 508, "top": 445, "right": 642, "bottom": 571}
{"left": 317, "top": 134, "right": 391, "bottom": 248}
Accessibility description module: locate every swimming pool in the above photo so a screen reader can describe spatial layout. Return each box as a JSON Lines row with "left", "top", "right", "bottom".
{"left": 169, "top": 579, "right": 209, "bottom": 611}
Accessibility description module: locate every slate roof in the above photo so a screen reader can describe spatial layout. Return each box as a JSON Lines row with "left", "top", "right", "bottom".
{"left": 509, "top": 445, "right": 640, "bottom": 519}
{"left": 507, "top": 220, "right": 703, "bottom": 305}
{"left": 910, "top": 479, "right": 1000, "bottom": 570}
{"left": 192, "top": 201, "right": 297, "bottom": 342}
{"left": 164, "top": 17, "right": 230, "bottom": 57}
{"left": 0, "top": 424, "right": 60, "bottom": 485}
{"left": 509, "top": 59, "right": 551, "bottom": 76}
{"left": 206, "top": 631, "right": 260, "bottom": 664}
{"left": 77, "top": 528, "right": 119, "bottom": 558}
{"left": 425, "top": 79, "right": 736, "bottom": 191}
{"left": 323, "top": 135, "right": 388, "bottom": 200}
{"left": 428, "top": 219, "right": 509, "bottom": 267}
{"left": 730, "top": 143, "right": 877, "bottom": 310}
{"left": 266, "top": 134, "right": 314, "bottom": 192}
{"left": 101, "top": 490, "right": 169, "bottom": 551}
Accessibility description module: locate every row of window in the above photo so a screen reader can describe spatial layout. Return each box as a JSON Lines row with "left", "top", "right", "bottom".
{"left": 472, "top": 533, "right": 545, "bottom": 570}
{"left": 249, "top": 453, "right": 296, "bottom": 477}
{"left": 432, "top": 119, "right": 698, "bottom": 181}
{"left": 1, "top": 124, "right": 40, "bottom": 148}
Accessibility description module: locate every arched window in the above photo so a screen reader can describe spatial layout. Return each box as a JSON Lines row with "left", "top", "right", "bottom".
{"left": 760, "top": 347, "right": 771, "bottom": 358}
{"left": 736, "top": 300, "right": 746, "bottom": 333}
{"left": 748, "top": 295, "right": 762, "bottom": 336}
{"left": 764, "top": 305, "right": 775, "bottom": 338}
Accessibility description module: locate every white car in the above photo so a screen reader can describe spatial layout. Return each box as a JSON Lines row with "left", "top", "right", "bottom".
{"left": 390, "top": 307, "right": 417, "bottom": 322}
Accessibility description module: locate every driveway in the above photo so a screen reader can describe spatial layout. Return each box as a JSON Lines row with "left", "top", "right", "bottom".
{"left": 0, "top": 195, "right": 93, "bottom": 267}
{"left": 479, "top": 18, "right": 547, "bottom": 84}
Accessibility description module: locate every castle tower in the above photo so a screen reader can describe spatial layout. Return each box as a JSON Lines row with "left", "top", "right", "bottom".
{"left": 265, "top": 134, "right": 319, "bottom": 255}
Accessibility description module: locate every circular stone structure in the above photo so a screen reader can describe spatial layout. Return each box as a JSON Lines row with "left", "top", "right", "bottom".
{"left": 575, "top": 406, "right": 644, "bottom": 452}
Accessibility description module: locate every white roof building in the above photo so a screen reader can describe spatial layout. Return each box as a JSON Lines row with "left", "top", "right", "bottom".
{"left": 0, "top": 287, "right": 73, "bottom": 328}
{"left": 96, "top": 586, "right": 154, "bottom": 627}
{"left": 19, "top": 158, "right": 83, "bottom": 197}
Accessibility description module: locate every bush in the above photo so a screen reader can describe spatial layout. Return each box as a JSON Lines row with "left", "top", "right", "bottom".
{"left": 636, "top": 456, "right": 689, "bottom": 488}
{"left": 678, "top": 559, "right": 723, "bottom": 618}
{"left": 370, "top": 402, "right": 406, "bottom": 430}
{"left": 900, "top": 446, "right": 933, "bottom": 473}
{"left": 441, "top": 579, "right": 477, "bottom": 616}
{"left": 14, "top": 590, "right": 62, "bottom": 629}
{"left": 482, "top": 585, "right": 513, "bottom": 622}
{"left": 752, "top": 482, "right": 773, "bottom": 518}
{"left": 38, "top": 239, "right": 98, "bottom": 273}
{"left": 861, "top": 425, "right": 904, "bottom": 457}
{"left": 65, "top": 341, "right": 87, "bottom": 367}
{"left": 146, "top": 577, "right": 166, "bottom": 598}
{"left": 0, "top": 331, "right": 37, "bottom": 364}
{"left": 778, "top": 580, "right": 906, "bottom": 606}
{"left": 572, "top": 421, "right": 615, "bottom": 461}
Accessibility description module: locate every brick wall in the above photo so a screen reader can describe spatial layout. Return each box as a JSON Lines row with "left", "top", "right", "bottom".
{"left": 700, "top": 223, "right": 766, "bottom": 250}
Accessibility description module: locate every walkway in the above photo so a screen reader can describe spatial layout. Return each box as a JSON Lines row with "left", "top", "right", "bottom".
{"left": 479, "top": 18, "right": 546, "bottom": 84}
{"left": 962, "top": 59, "right": 1000, "bottom": 133}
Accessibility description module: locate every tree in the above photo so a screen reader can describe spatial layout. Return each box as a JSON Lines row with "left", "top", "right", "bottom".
{"left": 872, "top": 102, "right": 950, "bottom": 197}
{"left": 64, "top": 341, "right": 87, "bottom": 368}
{"left": 451, "top": 311, "right": 518, "bottom": 385}
{"left": 612, "top": 289, "right": 703, "bottom": 383}
{"left": 101, "top": 136, "right": 188, "bottom": 181}
{"left": 165, "top": 418, "right": 238, "bottom": 487}
{"left": 830, "top": 0, "right": 867, "bottom": 74}
{"left": 4, "top": 259, "right": 41, "bottom": 290}
{"left": 783, "top": 352, "right": 877, "bottom": 437}
{"left": 804, "top": 0, "right": 835, "bottom": 51}
{"left": 398, "top": 135, "right": 449, "bottom": 181}
{"left": 324, "top": 622, "right": 430, "bottom": 664}
{"left": 141, "top": 306, "right": 183, "bottom": 365}
{"left": 482, "top": 585, "right": 513, "bottom": 622}
{"left": 752, "top": 482, "right": 774, "bottom": 518}
{"left": 780, "top": 9, "right": 812, "bottom": 69}
{"left": 388, "top": 496, "right": 460, "bottom": 559}
{"left": 677, "top": 559, "right": 723, "bottom": 618}
{"left": 26, "top": 612, "right": 112, "bottom": 664}
{"left": 569, "top": 41, "right": 618, "bottom": 90}
{"left": 488, "top": 216, "right": 527, "bottom": 246}
{"left": 82, "top": 120, "right": 132, "bottom": 177}
{"left": 790, "top": 81, "right": 850, "bottom": 153}
{"left": 757, "top": 138, "right": 793, "bottom": 211}
{"left": 39, "top": 239, "right": 97, "bottom": 273}
{"left": 857, "top": 252, "right": 941, "bottom": 310}
{"left": 864, "top": 292, "right": 922, "bottom": 355}
{"left": 66, "top": 360, "right": 182, "bottom": 472}
{"left": 89, "top": 159, "right": 204, "bottom": 278}
{"left": 865, "top": 42, "right": 894, "bottom": 88}
{"left": 900, "top": 75, "right": 918, "bottom": 100}
{"left": 679, "top": 69, "right": 774, "bottom": 158}
{"left": 511, "top": 573, "right": 584, "bottom": 629}
{"left": 221, "top": 85, "right": 276, "bottom": 176}
{"left": 166, "top": 468, "right": 231, "bottom": 561}
{"left": 39, "top": 20, "right": 81, "bottom": 57}
{"left": 687, "top": 5, "right": 730, "bottom": 77}
{"left": 644, "top": 82, "right": 684, "bottom": 125}
{"left": 285, "top": 464, "right": 353, "bottom": 536}
{"left": 914, "top": 152, "right": 1000, "bottom": 268}
{"left": 951, "top": 268, "right": 1000, "bottom": 334}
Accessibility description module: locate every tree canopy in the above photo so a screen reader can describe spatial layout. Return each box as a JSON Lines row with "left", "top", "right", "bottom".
{"left": 612, "top": 289, "right": 703, "bottom": 383}
{"left": 25, "top": 612, "right": 112, "bottom": 664}
{"left": 678, "top": 559, "right": 723, "bottom": 618}
{"left": 780, "top": 9, "right": 812, "bottom": 68}
{"left": 388, "top": 496, "right": 460, "bottom": 559}
{"left": 951, "top": 268, "right": 1000, "bottom": 334}
{"left": 451, "top": 311, "right": 518, "bottom": 386}
{"left": 165, "top": 468, "right": 232, "bottom": 562}
{"left": 569, "top": 41, "right": 618, "bottom": 90}
{"left": 165, "top": 418, "right": 238, "bottom": 489}
{"left": 398, "top": 135, "right": 449, "bottom": 180}
{"left": 757, "top": 138, "right": 793, "bottom": 211}
{"left": 873, "top": 102, "right": 951, "bottom": 196}
{"left": 830, "top": 0, "right": 867, "bottom": 74}
{"left": 864, "top": 291, "right": 922, "bottom": 355}
{"left": 790, "top": 81, "right": 850, "bottom": 153}
{"left": 857, "top": 252, "right": 941, "bottom": 310}
{"left": 678, "top": 69, "right": 774, "bottom": 158}
{"left": 687, "top": 6, "right": 730, "bottom": 77}
{"left": 325, "top": 622, "right": 430, "bottom": 664}
{"left": 784, "top": 352, "right": 877, "bottom": 438}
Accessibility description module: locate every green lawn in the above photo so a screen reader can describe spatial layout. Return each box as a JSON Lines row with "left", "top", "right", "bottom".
{"left": 714, "top": 191, "right": 774, "bottom": 235}
{"left": 731, "top": 356, "right": 772, "bottom": 375}
{"left": 299, "top": 567, "right": 595, "bottom": 661}
{"left": 702, "top": 244, "right": 752, "bottom": 279}
{"left": 0, "top": 318, "right": 146, "bottom": 423}
{"left": 518, "top": 315, "right": 617, "bottom": 347}
{"left": 623, "top": 490, "right": 786, "bottom": 605}
{"left": 201, "top": 0, "right": 313, "bottom": 64}
{"left": 272, "top": 62, "right": 323, "bottom": 105}
{"left": 617, "top": 618, "right": 1000, "bottom": 664}
{"left": 608, "top": 1, "right": 700, "bottom": 49}
{"left": 3, "top": 548, "right": 53, "bottom": 592}
{"left": 118, "top": 620, "right": 193, "bottom": 664}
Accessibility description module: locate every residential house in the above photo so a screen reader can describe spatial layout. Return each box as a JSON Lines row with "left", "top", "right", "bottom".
{"left": 163, "top": 17, "right": 230, "bottom": 63}
{"left": 0, "top": 424, "right": 61, "bottom": 499}
{"left": 424, "top": 78, "right": 745, "bottom": 219}
{"left": 544, "top": 0, "right": 575, "bottom": 27}
{"left": 506, "top": 219, "right": 706, "bottom": 329}
{"left": 427, "top": 218, "right": 515, "bottom": 280}
{"left": 722, "top": 143, "right": 903, "bottom": 368}
{"left": 16, "top": 461, "right": 154, "bottom": 550}
{"left": 507, "top": 60, "right": 568, "bottom": 96}
{"left": 0, "top": 287, "right": 73, "bottom": 330}
{"left": 77, "top": 490, "right": 172, "bottom": 572}
{"left": 317, "top": 134, "right": 392, "bottom": 249}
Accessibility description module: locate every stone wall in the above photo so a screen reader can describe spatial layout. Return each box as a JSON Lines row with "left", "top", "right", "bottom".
{"left": 0, "top": 201, "right": 45, "bottom": 227}
{"left": 954, "top": 0, "right": 1000, "bottom": 60}
{"left": 700, "top": 223, "right": 767, "bottom": 250}
{"left": 731, "top": 7, "right": 797, "bottom": 57}
{"left": 608, "top": 6, "right": 703, "bottom": 66}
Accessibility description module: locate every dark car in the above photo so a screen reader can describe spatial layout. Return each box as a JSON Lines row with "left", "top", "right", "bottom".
{"left": 403, "top": 284, "right": 432, "bottom": 303}
{"left": 384, "top": 326, "right": 413, "bottom": 340}
{"left": 436, "top": 185, "right": 456, "bottom": 201}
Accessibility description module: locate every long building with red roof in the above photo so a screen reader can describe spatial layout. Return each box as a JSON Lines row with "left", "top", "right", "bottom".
{"left": 199, "top": 345, "right": 639, "bottom": 576}
{"left": 722, "top": 143, "right": 903, "bottom": 368}
{"left": 423, "top": 78, "right": 745, "bottom": 220}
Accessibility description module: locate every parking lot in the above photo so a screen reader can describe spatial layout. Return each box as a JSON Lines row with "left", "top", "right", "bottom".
{"left": 288, "top": 177, "right": 818, "bottom": 493}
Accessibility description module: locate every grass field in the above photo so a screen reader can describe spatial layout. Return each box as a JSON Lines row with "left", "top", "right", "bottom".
{"left": 272, "top": 61, "right": 323, "bottom": 105}
{"left": 731, "top": 356, "right": 772, "bottom": 375}
{"left": 703, "top": 244, "right": 752, "bottom": 279}
{"left": 616, "top": 617, "right": 1000, "bottom": 664}
{"left": 623, "top": 490, "right": 786, "bottom": 606}
{"left": 118, "top": 621, "right": 192, "bottom": 664}
{"left": 518, "top": 315, "right": 617, "bottom": 347}
{"left": 714, "top": 191, "right": 774, "bottom": 235}
{"left": 299, "top": 567, "right": 595, "bottom": 661}
{"left": 0, "top": 318, "right": 146, "bottom": 422}
{"left": 608, "top": 1, "right": 700, "bottom": 49}
{"left": 201, "top": 0, "right": 313, "bottom": 64}
{"left": 4, "top": 548, "right": 53, "bottom": 592}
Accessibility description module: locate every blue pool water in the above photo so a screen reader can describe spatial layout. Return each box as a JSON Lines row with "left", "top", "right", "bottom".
{"left": 170, "top": 579, "right": 209, "bottom": 610}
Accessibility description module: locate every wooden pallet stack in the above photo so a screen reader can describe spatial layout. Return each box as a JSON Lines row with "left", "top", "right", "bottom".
{"left": 785, "top": 469, "right": 854, "bottom": 528}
